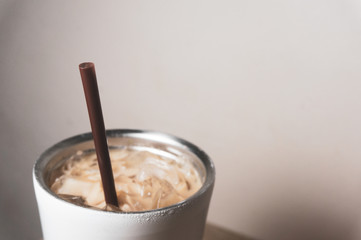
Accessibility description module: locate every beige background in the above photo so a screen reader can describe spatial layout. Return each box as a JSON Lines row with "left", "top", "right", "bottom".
{"left": 1, "top": 1, "right": 361, "bottom": 239}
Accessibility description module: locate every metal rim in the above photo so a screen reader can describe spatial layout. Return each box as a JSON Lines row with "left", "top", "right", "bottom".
{"left": 33, "top": 129, "right": 215, "bottom": 215}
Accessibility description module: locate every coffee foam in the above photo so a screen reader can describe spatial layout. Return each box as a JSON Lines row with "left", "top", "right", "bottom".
{"left": 50, "top": 147, "right": 203, "bottom": 212}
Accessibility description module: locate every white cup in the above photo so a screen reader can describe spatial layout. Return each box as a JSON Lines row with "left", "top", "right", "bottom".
{"left": 33, "top": 129, "right": 215, "bottom": 240}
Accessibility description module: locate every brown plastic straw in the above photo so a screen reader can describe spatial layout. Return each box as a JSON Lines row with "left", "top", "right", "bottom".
{"left": 79, "top": 62, "right": 119, "bottom": 208}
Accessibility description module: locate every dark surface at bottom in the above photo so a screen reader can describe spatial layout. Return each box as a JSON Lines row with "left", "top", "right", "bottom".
{"left": 204, "top": 223, "right": 256, "bottom": 240}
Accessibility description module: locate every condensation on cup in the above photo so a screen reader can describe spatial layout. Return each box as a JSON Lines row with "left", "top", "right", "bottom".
{"left": 33, "top": 129, "right": 215, "bottom": 240}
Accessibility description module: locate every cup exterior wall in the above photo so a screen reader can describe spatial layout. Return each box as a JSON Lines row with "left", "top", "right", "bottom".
{"left": 33, "top": 130, "right": 215, "bottom": 240}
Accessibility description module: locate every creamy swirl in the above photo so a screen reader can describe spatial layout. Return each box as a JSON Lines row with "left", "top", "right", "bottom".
{"left": 50, "top": 147, "right": 203, "bottom": 212}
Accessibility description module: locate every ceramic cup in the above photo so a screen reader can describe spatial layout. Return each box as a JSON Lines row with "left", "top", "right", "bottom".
{"left": 33, "top": 129, "right": 215, "bottom": 240}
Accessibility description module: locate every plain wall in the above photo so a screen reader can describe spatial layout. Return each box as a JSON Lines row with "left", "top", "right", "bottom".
{"left": 1, "top": 1, "right": 361, "bottom": 239}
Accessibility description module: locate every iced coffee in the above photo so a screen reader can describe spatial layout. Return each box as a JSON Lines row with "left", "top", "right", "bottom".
{"left": 50, "top": 147, "right": 203, "bottom": 212}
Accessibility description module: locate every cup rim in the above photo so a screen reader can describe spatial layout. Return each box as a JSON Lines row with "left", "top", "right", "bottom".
{"left": 33, "top": 129, "right": 215, "bottom": 215}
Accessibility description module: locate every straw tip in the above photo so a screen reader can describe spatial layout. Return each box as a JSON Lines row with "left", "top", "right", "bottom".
{"left": 79, "top": 62, "right": 94, "bottom": 70}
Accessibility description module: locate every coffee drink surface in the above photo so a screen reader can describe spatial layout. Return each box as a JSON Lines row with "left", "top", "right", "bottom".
{"left": 50, "top": 147, "right": 203, "bottom": 212}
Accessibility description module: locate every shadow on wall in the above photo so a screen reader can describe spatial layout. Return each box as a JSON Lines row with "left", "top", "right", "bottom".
{"left": 253, "top": 198, "right": 360, "bottom": 240}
